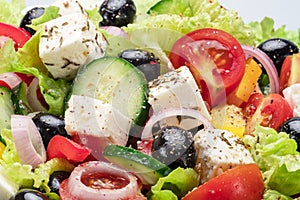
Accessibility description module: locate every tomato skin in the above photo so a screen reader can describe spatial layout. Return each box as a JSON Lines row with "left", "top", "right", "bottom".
{"left": 182, "top": 164, "right": 264, "bottom": 200}
{"left": 137, "top": 139, "right": 153, "bottom": 156}
{"left": 260, "top": 94, "right": 293, "bottom": 130}
{"left": 0, "top": 22, "right": 31, "bottom": 49}
{"left": 169, "top": 28, "right": 246, "bottom": 106}
{"left": 244, "top": 93, "right": 293, "bottom": 133}
{"left": 243, "top": 93, "right": 264, "bottom": 117}
{"left": 279, "top": 55, "right": 292, "bottom": 92}
{"left": 47, "top": 135, "right": 91, "bottom": 164}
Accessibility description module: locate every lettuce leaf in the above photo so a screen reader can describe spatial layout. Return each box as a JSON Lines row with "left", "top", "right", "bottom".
{"left": 0, "top": 129, "right": 74, "bottom": 192}
{"left": 0, "top": 0, "right": 26, "bottom": 26}
{"left": 0, "top": 40, "right": 70, "bottom": 115}
{"left": 31, "top": 6, "right": 60, "bottom": 27}
{"left": 147, "top": 167, "right": 199, "bottom": 200}
{"left": 243, "top": 126, "right": 300, "bottom": 196}
{"left": 127, "top": 0, "right": 256, "bottom": 46}
{"left": 263, "top": 190, "right": 293, "bottom": 200}
{"left": 248, "top": 17, "right": 300, "bottom": 47}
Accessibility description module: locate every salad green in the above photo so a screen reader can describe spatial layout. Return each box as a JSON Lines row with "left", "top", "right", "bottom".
{"left": 1, "top": 0, "right": 300, "bottom": 199}
{"left": 244, "top": 126, "right": 300, "bottom": 197}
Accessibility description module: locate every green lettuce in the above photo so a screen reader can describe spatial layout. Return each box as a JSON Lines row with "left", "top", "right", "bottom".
{"left": 128, "top": 0, "right": 256, "bottom": 46}
{"left": 147, "top": 167, "right": 199, "bottom": 200}
{"left": 0, "top": 40, "right": 70, "bottom": 115}
{"left": 0, "top": 129, "right": 74, "bottom": 193}
{"left": 31, "top": 6, "right": 60, "bottom": 26}
{"left": 0, "top": 0, "right": 26, "bottom": 26}
{"left": 243, "top": 126, "right": 300, "bottom": 196}
{"left": 263, "top": 190, "right": 293, "bottom": 200}
{"left": 248, "top": 17, "right": 300, "bottom": 47}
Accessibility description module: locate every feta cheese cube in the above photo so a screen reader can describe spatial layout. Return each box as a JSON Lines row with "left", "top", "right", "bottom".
{"left": 65, "top": 95, "right": 132, "bottom": 144}
{"left": 193, "top": 129, "right": 254, "bottom": 184}
{"left": 148, "top": 66, "right": 210, "bottom": 120}
{"left": 39, "top": 13, "right": 106, "bottom": 80}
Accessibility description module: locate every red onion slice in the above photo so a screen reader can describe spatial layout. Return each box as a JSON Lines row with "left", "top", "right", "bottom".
{"left": 64, "top": 161, "right": 139, "bottom": 200}
{"left": 27, "top": 78, "right": 48, "bottom": 112}
{"left": 141, "top": 108, "right": 213, "bottom": 140}
{"left": 242, "top": 45, "right": 280, "bottom": 94}
{"left": 100, "top": 26, "right": 128, "bottom": 38}
{"left": 0, "top": 72, "right": 22, "bottom": 89}
{"left": 11, "top": 115, "right": 46, "bottom": 168}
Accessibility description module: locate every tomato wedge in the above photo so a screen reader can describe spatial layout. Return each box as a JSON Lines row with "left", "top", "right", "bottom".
{"left": 169, "top": 28, "right": 246, "bottom": 106}
{"left": 244, "top": 93, "right": 293, "bottom": 133}
{"left": 182, "top": 164, "right": 264, "bottom": 200}
{"left": 280, "top": 53, "right": 300, "bottom": 92}
{"left": 0, "top": 22, "right": 31, "bottom": 49}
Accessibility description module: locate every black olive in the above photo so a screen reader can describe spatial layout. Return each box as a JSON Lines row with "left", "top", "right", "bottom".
{"left": 48, "top": 171, "right": 70, "bottom": 194}
{"left": 99, "top": 0, "right": 136, "bottom": 27}
{"left": 151, "top": 126, "right": 196, "bottom": 169}
{"left": 32, "top": 112, "right": 69, "bottom": 148}
{"left": 119, "top": 49, "right": 160, "bottom": 81}
{"left": 10, "top": 189, "right": 49, "bottom": 200}
{"left": 20, "top": 7, "right": 45, "bottom": 35}
{"left": 257, "top": 38, "right": 299, "bottom": 74}
{"left": 278, "top": 117, "right": 300, "bottom": 152}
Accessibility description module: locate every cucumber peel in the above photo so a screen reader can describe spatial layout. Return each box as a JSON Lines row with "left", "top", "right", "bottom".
{"left": 103, "top": 145, "right": 172, "bottom": 185}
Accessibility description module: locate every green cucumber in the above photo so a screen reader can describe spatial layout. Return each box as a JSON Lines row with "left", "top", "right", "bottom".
{"left": 11, "top": 82, "right": 32, "bottom": 115}
{"left": 103, "top": 145, "right": 172, "bottom": 185}
{"left": 0, "top": 86, "right": 14, "bottom": 131}
{"left": 69, "top": 56, "right": 149, "bottom": 125}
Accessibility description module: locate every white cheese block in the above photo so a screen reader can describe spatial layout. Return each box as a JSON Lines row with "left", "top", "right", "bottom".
{"left": 148, "top": 66, "right": 211, "bottom": 120}
{"left": 193, "top": 129, "right": 254, "bottom": 184}
{"left": 64, "top": 95, "right": 132, "bottom": 160}
{"left": 53, "top": 0, "right": 103, "bottom": 14}
{"left": 52, "top": 0, "right": 87, "bottom": 16}
{"left": 65, "top": 95, "right": 132, "bottom": 144}
{"left": 283, "top": 83, "right": 300, "bottom": 117}
{"left": 39, "top": 13, "right": 106, "bottom": 80}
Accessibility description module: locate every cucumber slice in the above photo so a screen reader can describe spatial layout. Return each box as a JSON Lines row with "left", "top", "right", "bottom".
{"left": 69, "top": 56, "right": 149, "bottom": 125}
{"left": 103, "top": 145, "right": 172, "bottom": 185}
{"left": 11, "top": 82, "right": 32, "bottom": 115}
{"left": 0, "top": 86, "right": 14, "bottom": 131}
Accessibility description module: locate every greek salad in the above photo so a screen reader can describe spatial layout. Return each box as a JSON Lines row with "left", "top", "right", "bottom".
{"left": 1, "top": 0, "right": 300, "bottom": 199}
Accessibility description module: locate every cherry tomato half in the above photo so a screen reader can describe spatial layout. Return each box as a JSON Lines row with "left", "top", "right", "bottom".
{"left": 279, "top": 55, "right": 292, "bottom": 93}
{"left": 169, "top": 28, "right": 246, "bottom": 106}
{"left": 280, "top": 53, "right": 300, "bottom": 92}
{"left": 244, "top": 93, "right": 293, "bottom": 132}
{"left": 182, "top": 164, "right": 264, "bottom": 200}
{"left": 0, "top": 22, "right": 31, "bottom": 49}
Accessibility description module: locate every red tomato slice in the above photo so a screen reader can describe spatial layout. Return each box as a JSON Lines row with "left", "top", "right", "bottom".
{"left": 0, "top": 22, "right": 31, "bottom": 49}
{"left": 260, "top": 94, "right": 293, "bottom": 130}
{"left": 242, "top": 92, "right": 264, "bottom": 117}
{"left": 280, "top": 55, "right": 292, "bottom": 92}
{"left": 169, "top": 28, "right": 246, "bottom": 106}
{"left": 182, "top": 164, "right": 264, "bottom": 200}
{"left": 47, "top": 135, "right": 91, "bottom": 164}
{"left": 137, "top": 139, "right": 153, "bottom": 156}
{"left": 244, "top": 93, "right": 293, "bottom": 131}
{"left": 280, "top": 53, "right": 300, "bottom": 92}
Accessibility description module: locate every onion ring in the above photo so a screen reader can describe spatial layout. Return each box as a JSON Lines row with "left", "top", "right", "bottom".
{"left": 11, "top": 115, "right": 46, "bottom": 168}
{"left": 242, "top": 45, "right": 280, "bottom": 94}
{"left": 141, "top": 108, "right": 213, "bottom": 140}
{"left": 64, "top": 161, "right": 139, "bottom": 200}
